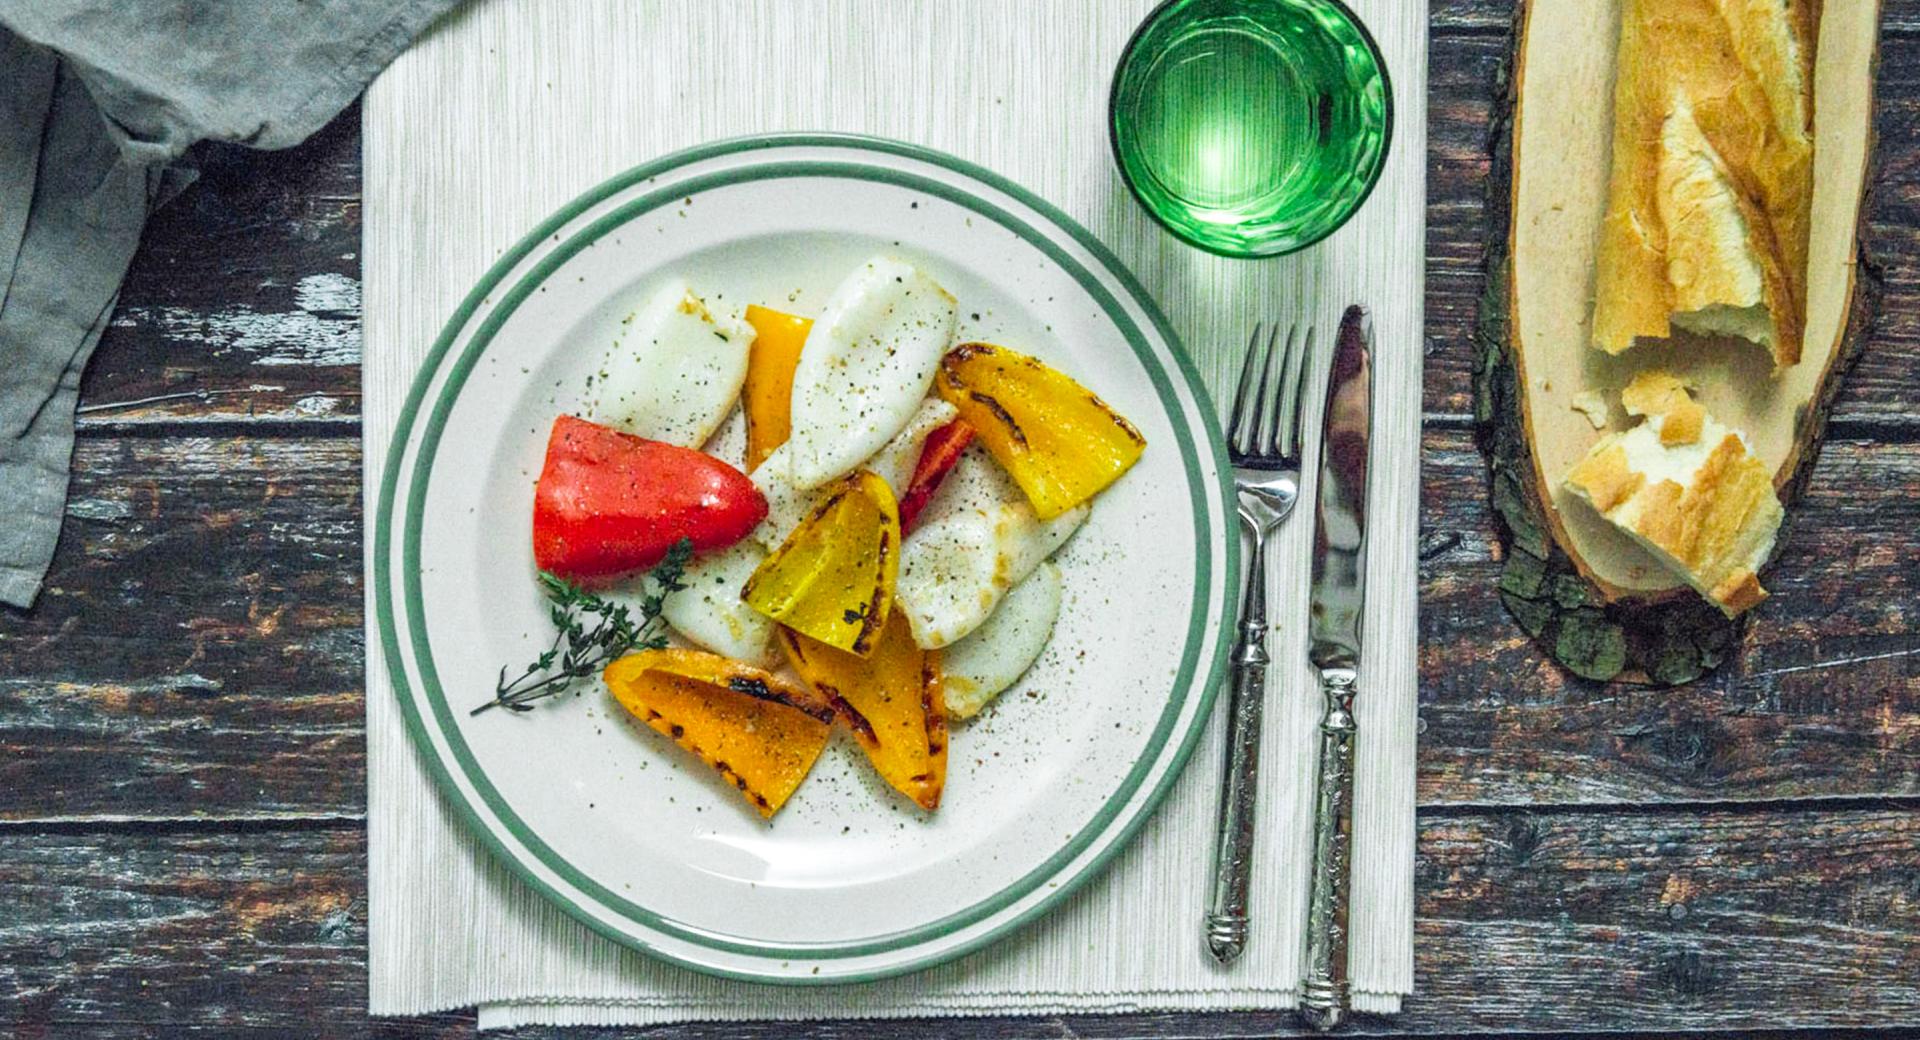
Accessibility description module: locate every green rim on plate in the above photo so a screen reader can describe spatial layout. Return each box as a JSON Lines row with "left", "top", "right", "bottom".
{"left": 374, "top": 133, "right": 1237, "bottom": 983}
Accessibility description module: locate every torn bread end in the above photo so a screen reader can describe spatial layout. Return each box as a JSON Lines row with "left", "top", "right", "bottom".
{"left": 1563, "top": 371, "right": 1784, "bottom": 617}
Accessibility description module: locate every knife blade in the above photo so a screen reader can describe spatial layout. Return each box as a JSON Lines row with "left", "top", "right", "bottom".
{"left": 1298, "top": 304, "right": 1372, "bottom": 1031}
{"left": 1308, "top": 305, "right": 1372, "bottom": 671}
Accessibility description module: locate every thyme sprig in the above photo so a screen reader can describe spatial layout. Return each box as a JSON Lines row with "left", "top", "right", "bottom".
{"left": 472, "top": 539, "right": 692, "bottom": 717}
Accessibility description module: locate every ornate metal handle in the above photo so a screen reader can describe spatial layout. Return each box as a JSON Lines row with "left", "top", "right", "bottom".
{"left": 1205, "top": 526, "right": 1271, "bottom": 964}
{"left": 1299, "top": 668, "right": 1356, "bottom": 1030}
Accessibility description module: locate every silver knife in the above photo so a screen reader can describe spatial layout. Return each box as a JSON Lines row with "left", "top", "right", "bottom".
{"left": 1298, "top": 305, "right": 1372, "bottom": 1031}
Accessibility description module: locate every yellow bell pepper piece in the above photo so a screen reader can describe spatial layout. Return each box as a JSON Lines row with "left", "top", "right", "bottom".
{"left": 742, "top": 305, "right": 812, "bottom": 471}
{"left": 741, "top": 470, "right": 900, "bottom": 655}
{"left": 935, "top": 343, "right": 1146, "bottom": 519}
{"left": 781, "top": 614, "right": 947, "bottom": 811}
{"left": 604, "top": 649, "right": 834, "bottom": 818}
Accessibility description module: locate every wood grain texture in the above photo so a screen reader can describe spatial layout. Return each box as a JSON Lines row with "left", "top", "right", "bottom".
{"left": 3, "top": 4, "right": 1918, "bottom": 1037}
{"left": 77, "top": 106, "right": 364, "bottom": 430}
{"left": 0, "top": 437, "right": 364, "bottom": 822}
{"left": 1420, "top": 427, "right": 1920, "bottom": 805}
{"left": 4, "top": 808, "right": 1916, "bottom": 1036}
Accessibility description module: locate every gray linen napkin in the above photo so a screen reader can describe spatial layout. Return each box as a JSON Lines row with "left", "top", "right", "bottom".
{"left": 0, "top": 0, "right": 459, "bottom": 608}
{"left": 0, "top": 32, "right": 53, "bottom": 297}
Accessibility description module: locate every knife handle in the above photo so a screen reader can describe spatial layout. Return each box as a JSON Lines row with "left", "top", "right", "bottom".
{"left": 1204, "top": 518, "right": 1272, "bottom": 966}
{"left": 1299, "top": 668, "right": 1357, "bottom": 1031}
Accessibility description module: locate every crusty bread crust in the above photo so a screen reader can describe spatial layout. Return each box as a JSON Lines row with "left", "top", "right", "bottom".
{"left": 1562, "top": 372, "right": 1786, "bottom": 618}
{"left": 1590, "top": 0, "right": 1818, "bottom": 368}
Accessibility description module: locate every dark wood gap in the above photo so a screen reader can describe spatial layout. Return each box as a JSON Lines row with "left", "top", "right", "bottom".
{"left": 1431, "top": 24, "right": 1920, "bottom": 41}
{"left": 0, "top": 812, "right": 366, "bottom": 836}
{"left": 1420, "top": 792, "right": 1920, "bottom": 820}
{"left": 73, "top": 416, "right": 362, "bottom": 439}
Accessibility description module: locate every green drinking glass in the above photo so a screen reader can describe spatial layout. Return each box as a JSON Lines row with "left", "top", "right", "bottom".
{"left": 1109, "top": 0, "right": 1393, "bottom": 258}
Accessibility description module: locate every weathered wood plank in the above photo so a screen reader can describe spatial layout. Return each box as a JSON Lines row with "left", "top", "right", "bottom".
{"left": 1, "top": 430, "right": 1912, "bottom": 823}
{"left": 4, "top": 808, "right": 1915, "bottom": 1035}
{"left": 0, "top": 437, "right": 363, "bottom": 822}
{"left": 1405, "top": 805, "right": 1920, "bottom": 1033}
{"left": 77, "top": 106, "right": 363, "bottom": 428}
{"left": 1420, "top": 423, "right": 1920, "bottom": 804}
{"left": 0, "top": 825, "right": 461, "bottom": 1038}
{"left": 1425, "top": 28, "right": 1920, "bottom": 424}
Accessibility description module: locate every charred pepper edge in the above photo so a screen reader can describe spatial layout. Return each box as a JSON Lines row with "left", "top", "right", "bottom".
{"left": 777, "top": 629, "right": 878, "bottom": 739}
{"left": 964, "top": 390, "right": 1029, "bottom": 448}
{"left": 724, "top": 674, "right": 837, "bottom": 724}
{"left": 824, "top": 687, "right": 878, "bottom": 744}
{"left": 849, "top": 528, "right": 894, "bottom": 655}
{"left": 1086, "top": 390, "right": 1148, "bottom": 445}
{"left": 921, "top": 659, "right": 949, "bottom": 756}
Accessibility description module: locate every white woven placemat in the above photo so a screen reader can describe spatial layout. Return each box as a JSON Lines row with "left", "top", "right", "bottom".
{"left": 363, "top": 0, "right": 1423, "bottom": 1026}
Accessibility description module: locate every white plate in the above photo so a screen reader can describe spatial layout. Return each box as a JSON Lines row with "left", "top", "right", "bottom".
{"left": 374, "top": 134, "right": 1236, "bottom": 983}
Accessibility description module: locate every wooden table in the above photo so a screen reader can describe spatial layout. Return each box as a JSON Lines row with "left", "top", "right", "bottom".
{"left": 5, "top": 3, "right": 1916, "bottom": 1036}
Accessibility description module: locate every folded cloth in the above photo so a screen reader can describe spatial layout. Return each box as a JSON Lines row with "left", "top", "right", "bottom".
{"left": 0, "top": 51, "right": 156, "bottom": 607}
{"left": 0, "top": 0, "right": 459, "bottom": 609}
{"left": 0, "top": 32, "right": 53, "bottom": 299}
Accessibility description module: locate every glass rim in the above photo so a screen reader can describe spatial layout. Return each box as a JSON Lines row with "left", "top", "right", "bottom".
{"left": 1107, "top": 0, "right": 1396, "bottom": 260}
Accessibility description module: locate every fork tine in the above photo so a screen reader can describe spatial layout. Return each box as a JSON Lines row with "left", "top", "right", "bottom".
{"left": 1246, "top": 323, "right": 1280, "bottom": 457}
{"left": 1278, "top": 324, "right": 1313, "bottom": 462}
{"left": 1226, "top": 324, "right": 1264, "bottom": 454}
{"left": 1255, "top": 323, "right": 1286, "bottom": 457}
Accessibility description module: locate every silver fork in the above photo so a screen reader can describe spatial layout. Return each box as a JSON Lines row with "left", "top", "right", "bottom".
{"left": 1205, "top": 322, "right": 1313, "bottom": 965}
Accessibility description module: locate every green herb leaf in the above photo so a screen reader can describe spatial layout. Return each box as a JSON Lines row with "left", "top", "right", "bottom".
{"left": 471, "top": 538, "right": 693, "bottom": 716}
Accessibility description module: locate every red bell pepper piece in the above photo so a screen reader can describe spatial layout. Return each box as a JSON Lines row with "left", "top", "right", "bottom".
{"left": 532, "top": 415, "right": 767, "bottom": 584}
{"left": 897, "top": 419, "right": 976, "bottom": 532}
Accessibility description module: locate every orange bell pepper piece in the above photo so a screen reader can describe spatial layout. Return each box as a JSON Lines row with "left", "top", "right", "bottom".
{"left": 742, "top": 305, "right": 812, "bottom": 471}
{"left": 780, "top": 615, "right": 947, "bottom": 811}
{"left": 604, "top": 648, "right": 834, "bottom": 818}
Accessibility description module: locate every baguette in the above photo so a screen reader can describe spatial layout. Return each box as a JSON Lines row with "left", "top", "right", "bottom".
{"left": 1562, "top": 372, "right": 1784, "bottom": 617}
{"left": 1590, "top": 0, "right": 1819, "bottom": 369}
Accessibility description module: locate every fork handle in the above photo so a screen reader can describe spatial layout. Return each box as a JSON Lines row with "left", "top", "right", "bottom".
{"left": 1205, "top": 528, "right": 1270, "bottom": 964}
{"left": 1299, "top": 668, "right": 1357, "bottom": 1030}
